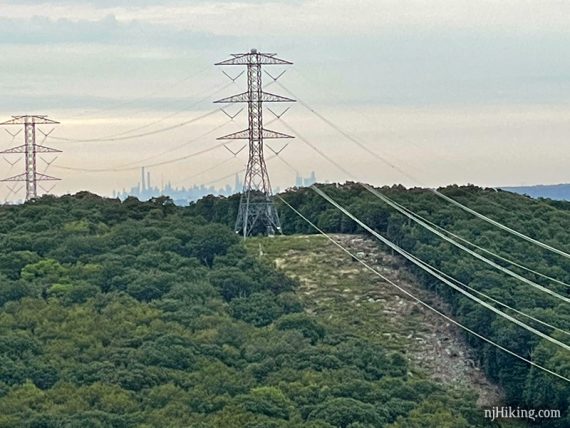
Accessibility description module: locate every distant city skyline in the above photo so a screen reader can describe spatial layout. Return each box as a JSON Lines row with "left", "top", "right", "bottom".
{"left": 110, "top": 167, "right": 318, "bottom": 205}
{"left": 1, "top": 1, "right": 570, "bottom": 202}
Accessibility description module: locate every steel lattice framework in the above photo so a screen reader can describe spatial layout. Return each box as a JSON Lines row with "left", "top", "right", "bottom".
{"left": 0, "top": 115, "right": 61, "bottom": 201}
{"left": 215, "top": 49, "right": 294, "bottom": 238}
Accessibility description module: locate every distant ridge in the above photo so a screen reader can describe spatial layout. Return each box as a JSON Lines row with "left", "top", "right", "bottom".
{"left": 502, "top": 183, "right": 570, "bottom": 201}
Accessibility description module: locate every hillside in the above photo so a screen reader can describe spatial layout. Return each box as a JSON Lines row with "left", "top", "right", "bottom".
{"left": 0, "top": 193, "right": 490, "bottom": 427}
{"left": 246, "top": 234, "right": 501, "bottom": 405}
{"left": 191, "top": 183, "right": 570, "bottom": 426}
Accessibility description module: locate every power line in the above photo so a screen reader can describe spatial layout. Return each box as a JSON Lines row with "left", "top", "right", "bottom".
{"left": 52, "top": 77, "right": 278, "bottom": 145}
{"left": 270, "top": 144, "right": 570, "bottom": 335}
{"left": 385, "top": 195, "right": 570, "bottom": 289}
{"left": 274, "top": 80, "right": 570, "bottom": 261}
{"left": 198, "top": 154, "right": 279, "bottom": 189}
{"left": 290, "top": 68, "right": 470, "bottom": 179}
{"left": 70, "top": 81, "right": 235, "bottom": 141}
{"left": 65, "top": 65, "right": 213, "bottom": 120}
{"left": 363, "top": 183, "right": 570, "bottom": 304}
{"left": 200, "top": 168, "right": 245, "bottom": 188}
{"left": 175, "top": 156, "right": 236, "bottom": 187}
{"left": 2, "top": 184, "right": 22, "bottom": 204}
{"left": 53, "top": 141, "right": 227, "bottom": 173}
{"left": 48, "top": 109, "right": 222, "bottom": 144}
{"left": 273, "top": 153, "right": 299, "bottom": 176}
{"left": 274, "top": 116, "right": 570, "bottom": 300}
{"left": 51, "top": 79, "right": 232, "bottom": 143}
{"left": 312, "top": 185, "right": 570, "bottom": 351}
{"left": 401, "top": 243, "right": 570, "bottom": 336}
{"left": 433, "top": 190, "right": 570, "bottom": 260}
{"left": 268, "top": 137, "right": 570, "bottom": 334}
{"left": 112, "top": 119, "right": 233, "bottom": 169}
{"left": 277, "top": 194, "right": 570, "bottom": 383}
{"left": 292, "top": 67, "right": 570, "bottom": 224}
{"left": 113, "top": 100, "right": 280, "bottom": 176}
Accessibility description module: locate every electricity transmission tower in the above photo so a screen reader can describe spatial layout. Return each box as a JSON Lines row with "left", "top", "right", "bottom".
{"left": 215, "top": 49, "right": 294, "bottom": 238}
{"left": 0, "top": 115, "right": 61, "bottom": 201}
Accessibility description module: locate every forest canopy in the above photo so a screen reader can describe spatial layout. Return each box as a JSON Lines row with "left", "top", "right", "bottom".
{"left": 0, "top": 192, "right": 488, "bottom": 427}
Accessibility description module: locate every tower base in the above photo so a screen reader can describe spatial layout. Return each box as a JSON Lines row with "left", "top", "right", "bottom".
{"left": 235, "top": 198, "right": 282, "bottom": 238}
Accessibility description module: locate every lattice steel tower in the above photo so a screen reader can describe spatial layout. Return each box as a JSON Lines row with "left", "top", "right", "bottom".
{"left": 1, "top": 115, "right": 61, "bottom": 201}
{"left": 215, "top": 49, "right": 294, "bottom": 238}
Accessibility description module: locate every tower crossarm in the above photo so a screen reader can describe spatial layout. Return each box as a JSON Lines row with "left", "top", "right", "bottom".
{"left": 0, "top": 173, "right": 27, "bottom": 182}
{"left": 0, "top": 115, "right": 60, "bottom": 126}
{"left": 218, "top": 128, "right": 294, "bottom": 140}
{"left": 35, "top": 173, "right": 61, "bottom": 181}
{"left": 0, "top": 172, "right": 60, "bottom": 182}
{"left": 35, "top": 145, "right": 63, "bottom": 153}
{"left": 0, "top": 145, "right": 26, "bottom": 154}
{"left": 0, "top": 144, "right": 62, "bottom": 154}
{"left": 214, "top": 91, "right": 295, "bottom": 104}
{"left": 216, "top": 52, "right": 292, "bottom": 66}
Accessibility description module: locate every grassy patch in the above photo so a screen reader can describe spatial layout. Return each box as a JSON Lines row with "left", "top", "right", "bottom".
{"left": 245, "top": 234, "right": 504, "bottom": 407}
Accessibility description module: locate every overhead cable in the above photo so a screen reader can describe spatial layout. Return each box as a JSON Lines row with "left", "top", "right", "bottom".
{"left": 274, "top": 80, "right": 570, "bottom": 261}
{"left": 311, "top": 185, "right": 570, "bottom": 351}
{"left": 277, "top": 118, "right": 570, "bottom": 302}
{"left": 277, "top": 194, "right": 570, "bottom": 383}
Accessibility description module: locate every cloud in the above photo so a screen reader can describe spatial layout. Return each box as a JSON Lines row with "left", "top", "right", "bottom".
{"left": 0, "top": 15, "right": 228, "bottom": 47}
{"left": 4, "top": 0, "right": 292, "bottom": 5}
{"left": 1, "top": 12, "right": 569, "bottom": 110}
{"left": 2, "top": 0, "right": 570, "bottom": 36}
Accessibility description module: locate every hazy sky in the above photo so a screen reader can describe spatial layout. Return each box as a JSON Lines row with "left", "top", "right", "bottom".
{"left": 1, "top": 0, "right": 570, "bottom": 201}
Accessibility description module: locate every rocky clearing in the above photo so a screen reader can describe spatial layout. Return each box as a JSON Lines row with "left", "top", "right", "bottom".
{"left": 249, "top": 234, "right": 503, "bottom": 407}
